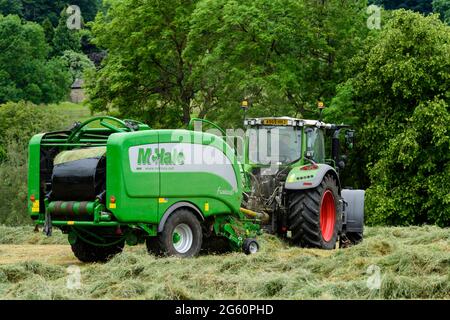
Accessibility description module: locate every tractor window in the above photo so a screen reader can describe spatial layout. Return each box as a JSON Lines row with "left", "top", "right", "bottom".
{"left": 248, "top": 126, "right": 301, "bottom": 165}
{"left": 306, "top": 128, "right": 325, "bottom": 163}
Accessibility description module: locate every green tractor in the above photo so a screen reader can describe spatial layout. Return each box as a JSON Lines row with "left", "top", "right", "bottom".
{"left": 189, "top": 114, "right": 365, "bottom": 249}
{"left": 238, "top": 116, "right": 365, "bottom": 249}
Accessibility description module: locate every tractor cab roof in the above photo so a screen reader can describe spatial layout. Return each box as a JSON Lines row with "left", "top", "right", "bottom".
{"left": 244, "top": 117, "right": 338, "bottom": 129}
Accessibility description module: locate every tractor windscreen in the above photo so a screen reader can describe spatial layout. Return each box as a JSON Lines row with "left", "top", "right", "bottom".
{"left": 248, "top": 126, "right": 301, "bottom": 165}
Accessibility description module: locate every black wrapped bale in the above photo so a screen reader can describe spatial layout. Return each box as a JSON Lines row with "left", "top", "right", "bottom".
{"left": 51, "top": 148, "right": 107, "bottom": 201}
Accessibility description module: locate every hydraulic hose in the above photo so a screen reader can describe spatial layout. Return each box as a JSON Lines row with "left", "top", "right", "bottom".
{"left": 240, "top": 207, "right": 270, "bottom": 223}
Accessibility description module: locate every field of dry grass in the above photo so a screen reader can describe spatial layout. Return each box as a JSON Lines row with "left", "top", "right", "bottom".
{"left": 0, "top": 225, "right": 449, "bottom": 300}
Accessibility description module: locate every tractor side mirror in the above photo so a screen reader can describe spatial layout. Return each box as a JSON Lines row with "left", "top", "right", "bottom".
{"left": 345, "top": 130, "right": 355, "bottom": 149}
{"left": 338, "top": 155, "right": 347, "bottom": 170}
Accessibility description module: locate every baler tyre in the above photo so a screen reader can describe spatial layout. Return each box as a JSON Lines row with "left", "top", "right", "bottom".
{"left": 159, "top": 209, "right": 203, "bottom": 257}
{"left": 242, "top": 238, "right": 259, "bottom": 255}
{"left": 145, "top": 237, "right": 162, "bottom": 256}
{"left": 71, "top": 238, "right": 125, "bottom": 263}
{"left": 288, "top": 174, "right": 342, "bottom": 250}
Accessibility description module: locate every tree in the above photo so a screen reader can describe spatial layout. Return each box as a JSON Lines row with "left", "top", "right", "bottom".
{"left": 60, "top": 50, "right": 94, "bottom": 82}
{"left": 367, "top": 99, "right": 450, "bottom": 227}
{"left": 0, "top": 101, "right": 67, "bottom": 225}
{"left": 87, "top": 0, "right": 200, "bottom": 128}
{"left": 433, "top": 0, "right": 450, "bottom": 24}
{"left": 0, "top": 0, "right": 22, "bottom": 16}
{"left": 185, "top": 0, "right": 368, "bottom": 127}
{"left": 52, "top": 8, "right": 81, "bottom": 56}
{"left": 0, "top": 14, "right": 72, "bottom": 104}
{"left": 17, "top": 0, "right": 100, "bottom": 25}
{"left": 41, "top": 17, "right": 54, "bottom": 43}
{"left": 369, "top": 0, "right": 433, "bottom": 14}
{"left": 326, "top": 10, "right": 450, "bottom": 225}
{"left": 86, "top": 0, "right": 368, "bottom": 127}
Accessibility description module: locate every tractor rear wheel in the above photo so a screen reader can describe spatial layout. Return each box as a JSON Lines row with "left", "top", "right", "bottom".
{"left": 71, "top": 238, "right": 125, "bottom": 263}
{"left": 156, "top": 209, "right": 203, "bottom": 257}
{"left": 288, "top": 174, "right": 341, "bottom": 249}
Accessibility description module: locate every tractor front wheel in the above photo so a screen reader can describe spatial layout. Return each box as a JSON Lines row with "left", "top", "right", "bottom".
{"left": 288, "top": 175, "right": 342, "bottom": 249}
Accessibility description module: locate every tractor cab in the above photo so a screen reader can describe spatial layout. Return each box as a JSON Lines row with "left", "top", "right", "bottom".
{"left": 243, "top": 117, "right": 342, "bottom": 169}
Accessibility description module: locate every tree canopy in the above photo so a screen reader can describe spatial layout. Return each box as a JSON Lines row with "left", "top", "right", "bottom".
{"left": 0, "top": 0, "right": 101, "bottom": 25}
{"left": 0, "top": 14, "right": 72, "bottom": 104}
{"left": 433, "top": 0, "right": 450, "bottom": 24}
{"left": 86, "top": 0, "right": 368, "bottom": 127}
{"left": 326, "top": 10, "right": 450, "bottom": 226}
{"left": 370, "top": 0, "right": 433, "bottom": 14}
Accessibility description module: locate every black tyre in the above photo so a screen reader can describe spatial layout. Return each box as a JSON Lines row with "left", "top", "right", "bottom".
{"left": 157, "top": 209, "right": 203, "bottom": 257}
{"left": 288, "top": 174, "right": 342, "bottom": 249}
{"left": 242, "top": 238, "right": 259, "bottom": 255}
{"left": 71, "top": 238, "right": 124, "bottom": 263}
{"left": 145, "top": 236, "right": 162, "bottom": 255}
{"left": 344, "top": 232, "right": 363, "bottom": 246}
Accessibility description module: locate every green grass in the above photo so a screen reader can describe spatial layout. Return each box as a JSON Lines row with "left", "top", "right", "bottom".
{"left": 0, "top": 225, "right": 449, "bottom": 300}
{"left": 0, "top": 225, "right": 66, "bottom": 245}
{"left": 46, "top": 102, "right": 93, "bottom": 125}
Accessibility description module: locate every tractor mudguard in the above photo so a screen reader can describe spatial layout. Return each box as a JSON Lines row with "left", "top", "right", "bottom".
{"left": 284, "top": 164, "right": 340, "bottom": 191}
{"left": 158, "top": 202, "right": 204, "bottom": 232}
{"left": 341, "top": 189, "right": 365, "bottom": 233}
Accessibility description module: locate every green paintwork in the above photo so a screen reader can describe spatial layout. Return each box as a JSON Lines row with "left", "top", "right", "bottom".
{"left": 27, "top": 116, "right": 255, "bottom": 253}
{"left": 27, "top": 133, "right": 44, "bottom": 217}
{"left": 106, "top": 129, "right": 242, "bottom": 224}
{"left": 173, "top": 232, "right": 181, "bottom": 244}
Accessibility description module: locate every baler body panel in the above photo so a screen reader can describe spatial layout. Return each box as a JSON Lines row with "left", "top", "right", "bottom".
{"left": 28, "top": 133, "right": 45, "bottom": 216}
{"left": 106, "top": 130, "right": 160, "bottom": 224}
{"left": 106, "top": 129, "right": 242, "bottom": 224}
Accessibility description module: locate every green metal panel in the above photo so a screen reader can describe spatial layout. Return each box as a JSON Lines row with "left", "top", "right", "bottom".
{"left": 106, "top": 130, "right": 160, "bottom": 224}
{"left": 28, "top": 133, "right": 44, "bottom": 216}
{"left": 157, "top": 197, "right": 233, "bottom": 221}
{"left": 158, "top": 130, "right": 243, "bottom": 216}
{"left": 106, "top": 129, "right": 242, "bottom": 224}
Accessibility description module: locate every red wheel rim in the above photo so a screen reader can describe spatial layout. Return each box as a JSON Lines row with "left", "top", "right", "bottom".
{"left": 320, "top": 190, "right": 336, "bottom": 242}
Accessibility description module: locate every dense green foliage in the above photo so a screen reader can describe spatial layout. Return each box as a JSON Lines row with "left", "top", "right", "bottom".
{"left": 0, "top": 0, "right": 101, "bottom": 25}
{"left": 433, "top": 0, "right": 450, "bottom": 24}
{"left": 369, "top": 0, "right": 433, "bottom": 13}
{"left": 0, "top": 102, "right": 67, "bottom": 225}
{"left": 0, "top": 15, "right": 71, "bottom": 104}
{"left": 51, "top": 10, "right": 81, "bottom": 56}
{"left": 60, "top": 50, "right": 95, "bottom": 82}
{"left": 327, "top": 10, "right": 450, "bottom": 226}
{"left": 86, "top": 0, "right": 368, "bottom": 127}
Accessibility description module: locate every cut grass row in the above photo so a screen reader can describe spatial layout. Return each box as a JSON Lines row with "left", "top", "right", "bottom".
{"left": 0, "top": 225, "right": 449, "bottom": 299}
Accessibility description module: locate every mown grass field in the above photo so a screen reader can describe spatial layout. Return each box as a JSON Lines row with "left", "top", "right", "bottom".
{"left": 46, "top": 102, "right": 93, "bottom": 125}
{"left": 0, "top": 225, "right": 449, "bottom": 300}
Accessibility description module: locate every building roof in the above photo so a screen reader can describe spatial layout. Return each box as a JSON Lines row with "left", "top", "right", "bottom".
{"left": 71, "top": 78, "right": 84, "bottom": 89}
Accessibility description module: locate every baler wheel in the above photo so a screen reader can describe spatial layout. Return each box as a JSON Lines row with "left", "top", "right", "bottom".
{"left": 71, "top": 238, "right": 125, "bottom": 263}
{"left": 157, "top": 209, "right": 203, "bottom": 257}
{"left": 242, "top": 238, "right": 259, "bottom": 255}
{"left": 288, "top": 174, "right": 341, "bottom": 249}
